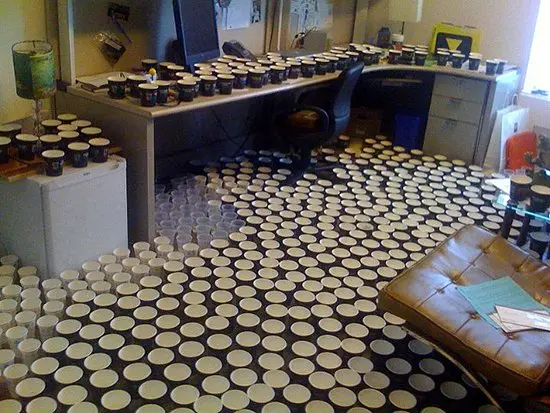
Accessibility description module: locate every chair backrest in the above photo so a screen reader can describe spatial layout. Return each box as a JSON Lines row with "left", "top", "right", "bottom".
{"left": 329, "top": 61, "right": 365, "bottom": 136}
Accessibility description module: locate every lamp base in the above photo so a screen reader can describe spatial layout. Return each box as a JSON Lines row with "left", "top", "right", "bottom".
{"left": 32, "top": 99, "right": 43, "bottom": 137}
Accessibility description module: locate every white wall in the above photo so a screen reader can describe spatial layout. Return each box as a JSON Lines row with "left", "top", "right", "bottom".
{"left": 363, "top": 0, "right": 540, "bottom": 74}
{"left": 0, "top": 0, "right": 48, "bottom": 123}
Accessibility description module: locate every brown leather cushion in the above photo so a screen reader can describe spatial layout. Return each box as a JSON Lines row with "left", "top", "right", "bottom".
{"left": 286, "top": 110, "right": 321, "bottom": 131}
{"left": 379, "top": 225, "right": 550, "bottom": 396}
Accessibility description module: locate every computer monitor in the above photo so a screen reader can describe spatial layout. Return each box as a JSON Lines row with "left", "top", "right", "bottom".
{"left": 173, "top": 0, "right": 220, "bottom": 68}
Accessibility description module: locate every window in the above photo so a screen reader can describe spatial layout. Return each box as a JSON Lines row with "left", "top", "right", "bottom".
{"left": 524, "top": 0, "right": 550, "bottom": 94}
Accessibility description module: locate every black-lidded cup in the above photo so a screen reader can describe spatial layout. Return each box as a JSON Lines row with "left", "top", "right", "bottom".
{"left": 68, "top": 142, "right": 89, "bottom": 168}
{"left": 270, "top": 66, "right": 285, "bottom": 84}
{"left": 128, "top": 75, "right": 147, "bottom": 98}
{"left": 415, "top": 51, "right": 428, "bottom": 66}
{"left": 108, "top": 76, "right": 127, "bottom": 99}
{"left": 485, "top": 59, "right": 498, "bottom": 75}
{"left": 139, "top": 83, "right": 158, "bottom": 107}
{"left": 41, "top": 119, "right": 62, "bottom": 134}
{"left": 15, "top": 134, "right": 38, "bottom": 161}
{"left": 451, "top": 53, "right": 465, "bottom": 69}
{"left": 388, "top": 50, "right": 401, "bottom": 64}
{"left": 42, "top": 150, "right": 65, "bottom": 176}
{"left": 142, "top": 59, "right": 158, "bottom": 73}
{"left": 200, "top": 76, "right": 217, "bottom": 96}
{"left": 177, "top": 79, "right": 196, "bottom": 102}
{"left": 496, "top": 59, "right": 507, "bottom": 74}
{"left": 248, "top": 69, "right": 264, "bottom": 88}
{"left": 81, "top": 127, "right": 102, "bottom": 142}
{"left": 509, "top": 175, "right": 532, "bottom": 201}
{"left": 288, "top": 62, "right": 301, "bottom": 79}
{"left": 301, "top": 60, "right": 316, "bottom": 78}
{"left": 436, "top": 51, "right": 450, "bottom": 66}
{"left": 89, "top": 138, "right": 110, "bottom": 163}
{"left": 530, "top": 185, "right": 550, "bottom": 212}
{"left": 468, "top": 53, "right": 482, "bottom": 71}
{"left": 233, "top": 70, "right": 248, "bottom": 89}
{"left": 0, "top": 136, "right": 11, "bottom": 164}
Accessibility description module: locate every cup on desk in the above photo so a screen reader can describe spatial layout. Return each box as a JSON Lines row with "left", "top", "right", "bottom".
{"left": 530, "top": 185, "right": 550, "bottom": 212}
{"left": 401, "top": 47, "right": 415, "bottom": 63}
{"left": 436, "top": 51, "right": 450, "bottom": 66}
{"left": 42, "top": 150, "right": 65, "bottom": 176}
{"left": 89, "top": 138, "right": 110, "bottom": 163}
{"left": 154, "top": 80, "right": 171, "bottom": 104}
{"left": 57, "top": 124, "right": 78, "bottom": 134}
{"left": 199, "top": 75, "right": 217, "bottom": 97}
{"left": 68, "top": 142, "right": 89, "bottom": 168}
{"left": 195, "top": 69, "right": 213, "bottom": 77}
{"left": 40, "top": 135, "right": 61, "bottom": 151}
{"left": 468, "top": 53, "right": 482, "bottom": 71}
{"left": 509, "top": 175, "right": 533, "bottom": 202}
{"left": 260, "top": 67, "right": 270, "bottom": 85}
{"left": 301, "top": 60, "right": 316, "bottom": 78}
{"left": 15, "top": 134, "right": 38, "bottom": 161}
{"left": 139, "top": 83, "right": 158, "bottom": 107}
{"left": 269, "top": 66, "right": 285, "bottom": 84}
{"left": 414, "top": 51, "right": 428, "bottom": 66}
{"left": 0, "top": 137, "right": 11, "bottom": 164}
{"left": 496, "top": 59, "right": 507, "bottom": 74}
{"left": 247, "top": 69, "right": 264, "bottom": 89}
{"left": 58, "top": 113, "right": 77, "bottom": 124}
{"left": 128, "top": 75, "right": 147, "bottom": 98}
{"left": 345, "top": 51, "right": 360, "bottom": 64}
{"left": 159, "top": 61, "right": 175, "bottom": 80}
{"left": 451, "top": 53, "right": 466, "bottom": 69}
{"left": 71, "top": 119, "right": 92, "bottom": 132}
{"left": 167, "top": 64, "right": 185, "bottom": 81}
{"left": 387, "top": 50, "right": 401, "bottom": 65}
{"left": 217, "top": 74, "right": 235, "bottom": 95}
{"left": 107, "top": 76, "right": 127, "bottom": 99}
{"left": 58, "top": 131, "right": 79, "bottom": 150}
{"left": 141, "top": 59, "right": 158, "bottom": 73}
{"left": 287, "top": 62, "right": 301, "bottom": 79}
{"left": 232, "top": 70, "right": 248, "bottom": 89}
{"left": 229, "top": 62, "right": 244, "bottom": 70}
{"left": 41, "top": 119, "right": 62, "bottom": 134}
{"left": 177, "top": 79, "right": 196, "bottom": 102}
{"left": 485, "top": 59, "right": 498, "bottom": 75}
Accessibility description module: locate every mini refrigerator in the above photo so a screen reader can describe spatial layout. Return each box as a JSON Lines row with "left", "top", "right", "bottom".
{"left": 0, "top": 156, "right": 128, "bottom": 279}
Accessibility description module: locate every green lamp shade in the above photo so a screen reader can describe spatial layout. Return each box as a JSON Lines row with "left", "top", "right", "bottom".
{"left": 12, "top": 40, "right": 56, "bottom": 100}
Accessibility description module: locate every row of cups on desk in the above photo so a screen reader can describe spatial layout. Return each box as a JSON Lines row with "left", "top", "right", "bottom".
{"left": 108, "top": 50, "right": 365, "bottom": 106}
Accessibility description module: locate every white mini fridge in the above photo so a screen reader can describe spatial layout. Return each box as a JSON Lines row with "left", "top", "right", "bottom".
{"left": 0, "top": 156, "right": 128, "bottom": 279}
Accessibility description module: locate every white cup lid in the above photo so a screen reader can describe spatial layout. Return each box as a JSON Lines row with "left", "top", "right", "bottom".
{"left": 42, "top": 150, "right": 64, "bottom": 159}
{"left": 68, "top": 142, "right": 89, "bottom": 151}
{"left": 16, "top": 377, "right": 45, "bottom": 398}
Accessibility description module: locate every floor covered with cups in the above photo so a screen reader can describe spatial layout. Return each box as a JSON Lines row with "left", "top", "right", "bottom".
{"left": 2, "top": 138, "right": 514, "bottom": 413}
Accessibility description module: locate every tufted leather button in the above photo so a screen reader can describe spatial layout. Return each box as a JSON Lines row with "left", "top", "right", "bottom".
{"left": 436, "top": 288, "right": 445, "bottom": 294}
{"left": 469, "top": 313, "right": 480, "bottom": 320}
{"left": 505, "top": 332, "right": 515, "bottom": 340}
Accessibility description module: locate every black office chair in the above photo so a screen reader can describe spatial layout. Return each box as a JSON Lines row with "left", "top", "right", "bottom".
{"left": 273, "top": 61, "right": 365, "bottom": 178}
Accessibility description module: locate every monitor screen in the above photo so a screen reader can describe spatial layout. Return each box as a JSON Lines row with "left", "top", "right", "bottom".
{"left": 173, "top": 0, "right": 220, "bottom": 67}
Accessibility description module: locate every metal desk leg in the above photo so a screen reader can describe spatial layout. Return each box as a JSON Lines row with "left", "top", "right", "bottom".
{"left": 500, "top": 203, "right": 516, "bottom": 239}
{"left": 516, "top": 213, "right": 532, "bottom": 246}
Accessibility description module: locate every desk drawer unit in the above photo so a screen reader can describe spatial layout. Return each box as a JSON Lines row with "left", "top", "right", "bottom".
{"left": 423, "top": 115, "right": 479, "bottom": 162}
{"left": 429, "top": 94, "right": 484, "bottom": 125}
{"left": 433, "top": 75, "right": 487, "bottom": 103}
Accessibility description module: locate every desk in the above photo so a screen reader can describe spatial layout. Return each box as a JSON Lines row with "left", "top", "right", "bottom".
{"left": 56, "top": 63, "right": 520, "bottom": 243}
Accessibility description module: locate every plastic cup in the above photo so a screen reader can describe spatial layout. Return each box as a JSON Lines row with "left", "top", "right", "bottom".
{"left": 155, "top": 212, "right": 169, "bottom": 223}
{"left": 0, "top": 299, "right": 18, "bottom": 315}
{"left": 86, "top": 271, "right": 106, "bottom": 286}
{"left": 195, "top": 225, "right": 211, "bottom": 235}
{"left": 197, "top": 217, "right": 211, "bottom": 227}
{"left": 41, "top": 278, "right": 62, "bottom": 295}
{"left": 139, "top": 250, "right": 157, "bottom": 265}
{"left": 230, "top": 220, "right": 246, "bottom": 233}
{"left": 15, "top": 311, "right": 36, "bottom": 338}
{"left": 113, "top": 248, "right": 131, "bottom": 263}
{"left": 6, "top": 326, "right": 28, "bottom": 355}
{"left": 170, "top": 211, "right": 184, "bottom": 221}
{"left": 217, "top": 222, "right": 230, "bottom": 232}
{"left": 2, "top": 284, "right": 22, "bottom": 301}
{"left": 182, "top": 243, "right": 199, "bottom": 258}
{"left": 37, "top": 315, "right": 59, "bottom": 341}
{"left": 0, "top": 255, "right": 19, "bottom": 267}
{"left": 213, "top": 231, "right": 229, "bottom": 240}
{"left": 18, "top": 266, "right": 37, "bottom": 279}
{"left": 157, "top": 244, "right": 175, "bottom": 259}
{"left": 223, "top": 212, "right": 238, "bottom": 222}
{"left": 18, "top": 338, "right": 41, "bottom": 366}
{"left": 177, "top": 225, "right": 193, "bottom": 235}
{"left": 104, "top": 263, "right": 124, "bottom": 283}
{"left": 159, "top": 229, "right": 177, "bottom": 245}
{"left": 42, "top": 150, "right": 65, "bottom": 176}
{"left": 133, "top": 242, "right": 151, "bottom": 257}
{"left": 155, "top": 184, "right": 166, "bottom": 194}
{"left": 21, "top": 298, "right": 42, "bottom": 316}
{"left": 0, "top": 348, "right": 16, "bottom": 372}
{"left": 46, "top": 288, "right": 67, "bottom": 304}
{"left": 176, "top": 235, "right": 193, "bottom": 251}
{"left": 68, "top": 280, "right": 88, "bottom": 298}
{"left": 20, "top": 275, "right": 40, "bottom": 290}
{"left": 112, "top": 272, "right": 132, "bottom": 289}
{"left": 3, "top": 363, "right": 28, "bottom": 397}
{"left": 60, "top": 270, "right": 80, "bottom": 289}
{"left": 21, "top": 288, "right": 40, "bottom": 301}
{"left": 154, "top": 236, "right": 171, "bottom": 249}
{"left": 122, "top": 258, "right": 140, "bottom": 274}
{"left": 197, "top": 234, "right": 213, "bottom": 249}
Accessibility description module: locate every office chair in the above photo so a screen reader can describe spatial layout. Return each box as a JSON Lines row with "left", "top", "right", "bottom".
{"left": 272, "top": 61, "right": 365, "bottom": 180}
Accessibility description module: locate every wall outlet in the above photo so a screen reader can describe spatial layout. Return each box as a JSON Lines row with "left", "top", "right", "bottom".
{"left": 108, "top": 3, "right": 130, "bottom": 21}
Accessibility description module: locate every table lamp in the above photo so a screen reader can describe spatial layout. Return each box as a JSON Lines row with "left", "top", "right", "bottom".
{"left": 12, "top": 40, "right": 56, "bottom": 136}
{"left": 389, "top": 0, "right": 423, "bottom": 35}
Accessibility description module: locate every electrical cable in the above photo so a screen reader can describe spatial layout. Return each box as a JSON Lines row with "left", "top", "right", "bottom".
{"left": 268, "top": 0, "right": 279, "bottom": 51}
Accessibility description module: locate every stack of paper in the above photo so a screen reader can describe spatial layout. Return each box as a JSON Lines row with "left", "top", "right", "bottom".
{"left": 457, "top": 277, "right": 549, "bottom": 332}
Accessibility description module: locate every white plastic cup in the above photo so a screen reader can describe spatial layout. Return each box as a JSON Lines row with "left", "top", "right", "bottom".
{"left": 148, "top": 258, "right": 166, "bottom": 278}
{"left": 113, "top": 247, "right": 131, "bottom": 263}
{"left": 41, "top": 278, "right": 62, "bottom": 295}
{"left": 0, "top": 255, "right": 19, "bottom": 268}
{"left": 0, "top": 348, "right": 16, "bottom": 371}
{"left": 46, "top": 288, "right": 67, "bottom": 304}
{"left": 182, "top": 243, "right": 199, "bottom": 258}
{"left": 157, "top": 244, "right": 174, "bottom": 259}
{"left": 104, "top": 263, "right": 124, "bottom": 283}
{"left": 2, "top": 284, "right": 22, "bottom": 302}
{"left": 67, "top": 280, "right": 88, "bottom": 298}
{"left": 85, "top": 271, "right": 106, "bottom": 286}
{"left": 0, "top": 313, "right": 14, "bottom": 340}
{"left": 20, "top": 275, "right": 40, "bottom": 290}
{"left": 0, "top": 265, "right": 16, "bottom": 279}
{"left": 3, "top": 363, "right": 28, "bottom": 397}
{"left": 0, "top": 299, "right": 18, "bottom": 316}
{"left": 21, "top": 288, "right": 41, "bottom": 301}
{"left": 154, "top": 236, "right": 171, "bottom": 250}
{"left": 5, "top": 326, "right": 28, "bottom": 355}
{"left": 15, "top": 311, "right": 37, "bottom": 338}
{"left": 17, "top": 338, "right": 41, "bottom": 366}
{"left": 20, "top": 298, "right": 42, "bottom": 317}
{"left": 167, "top": 251, "right": 185, "bottom": 263}
{"left": 37, "top": 315, "right": 59, "bottom": 341}
{"left": 18, "top": 266, "right": 37, "bottom": 279}
{"left": 121, "top": 258, "right": 140, "bottom": 274}
{"left": 139, "top": 250, "right": 157, "bottom": 265}
{"left": 112, "top": 272, "right": 132, "bottom": 289}
{"left": 42, "top": 300, "right": 64, "bottom": 319}
{"left": 60, "top": 270, "right": 80, "bottom": 289}
{"left": 98, "top": 255, "right": 117, "bottom": 270}
{"left": 81, "top": 261, "right": 101, "bottom": 277}
{"left": 0, "top": 276, "right": 13, "bottom": 290}
{"left": 133, "top": 242, "right": 151, "bottom": 257}
{"left": 91, "top": 281, "right": 112, "bottom": 295}
{"left": 131, "top": 265, "right": 150, "bottom": 283}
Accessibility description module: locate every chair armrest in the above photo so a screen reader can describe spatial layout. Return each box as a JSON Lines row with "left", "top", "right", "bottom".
{"left": 293, "top": 105, "right": 330, "bottom": 131}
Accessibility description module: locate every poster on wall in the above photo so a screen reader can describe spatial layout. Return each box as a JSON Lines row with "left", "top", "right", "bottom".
{"left": 215, "top": 0, "right": 252, "bottom": 30}
{"left": 251, "top": 0, "right": 262, "bottom": 23}
{"left": 290, "top": 0, "right": 332, "bottom": 32}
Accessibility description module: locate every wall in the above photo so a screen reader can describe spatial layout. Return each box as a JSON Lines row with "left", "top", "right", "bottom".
{"left": 0, "top": 0, "right": 48, "bottom": 123}
{"left": 362, "top": 0, "right": 540, "bottom": 74}
{"left": 72, "top": 0, "right": 267, "bottom": 77}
